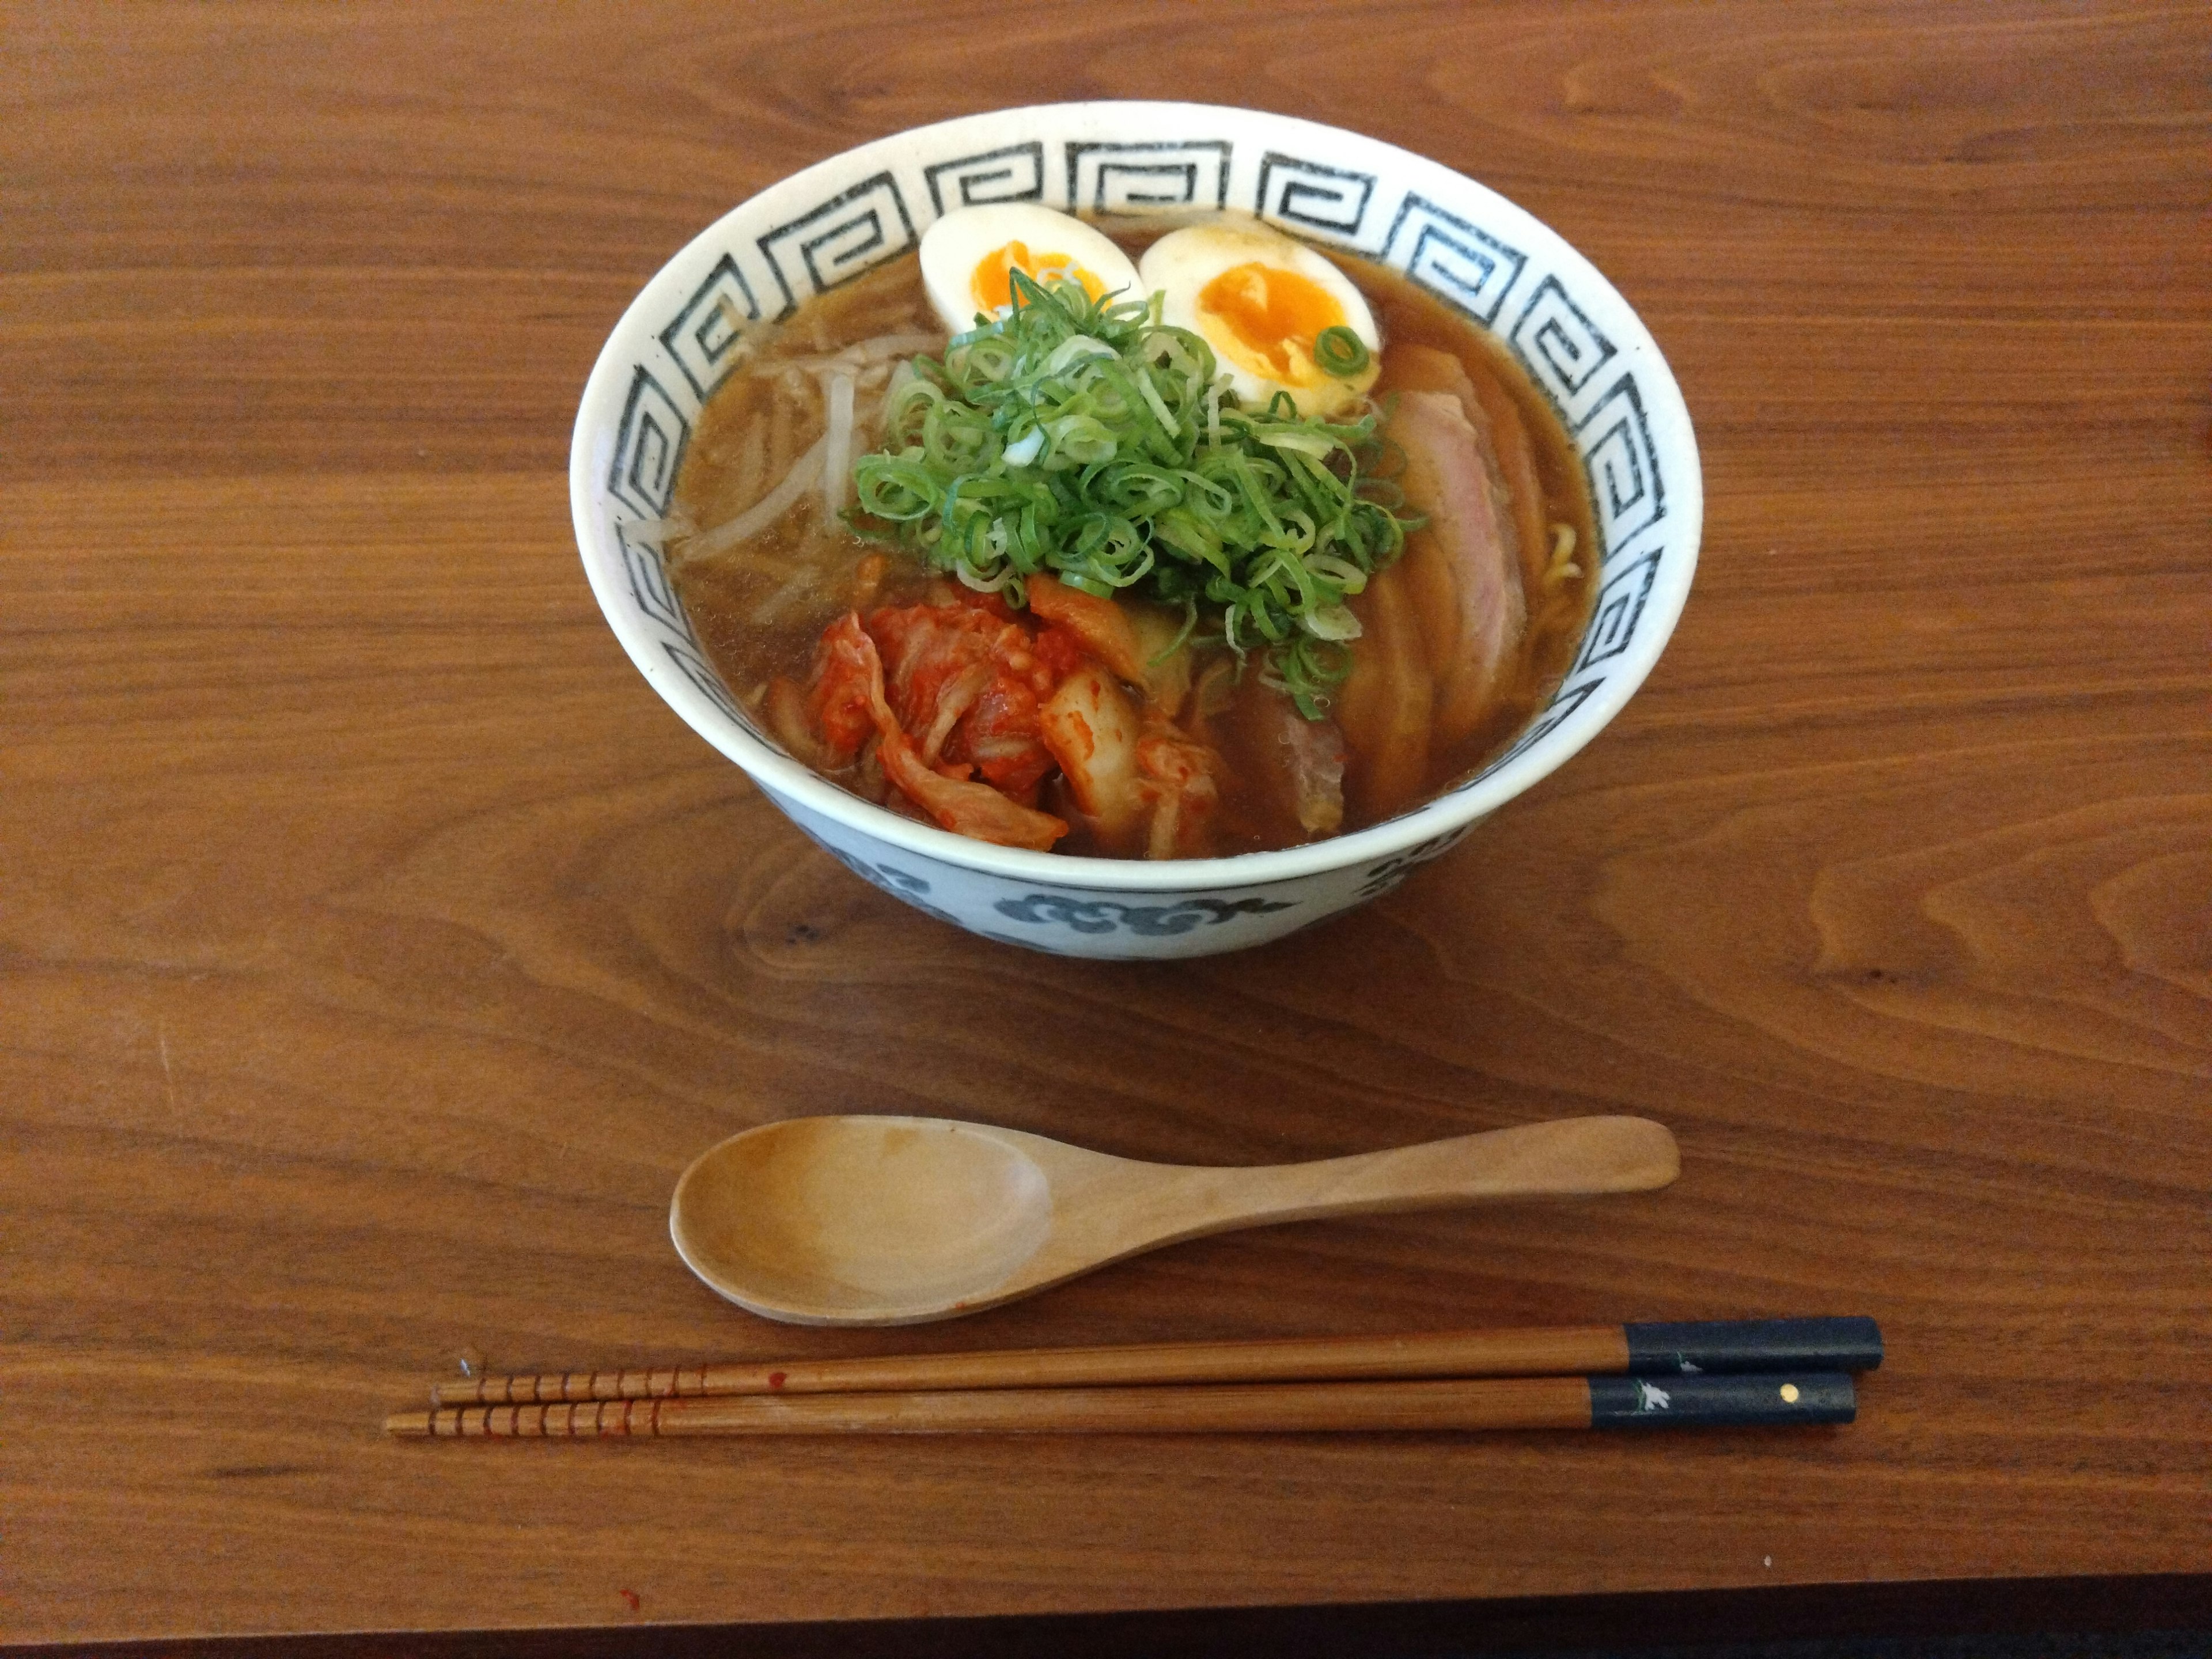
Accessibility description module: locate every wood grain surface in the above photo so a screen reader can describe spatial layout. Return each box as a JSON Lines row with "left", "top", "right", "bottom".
{"left": 3, "top": 0, "right": 2207, "bottom": 1645}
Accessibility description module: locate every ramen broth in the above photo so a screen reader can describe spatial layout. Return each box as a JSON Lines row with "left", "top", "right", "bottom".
{"left": 668, "top": 220, "right": 1597, "bottom": 857}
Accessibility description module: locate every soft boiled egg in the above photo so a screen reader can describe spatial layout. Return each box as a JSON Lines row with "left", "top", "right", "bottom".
{"left": 919, "top": 204, "right": 1141, "bottom": 334}
{"left": 1138, "top": 221, "right": 1381, "bottom": 418}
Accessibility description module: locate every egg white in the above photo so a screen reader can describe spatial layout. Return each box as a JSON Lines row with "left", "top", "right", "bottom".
{"left": 1138, "top": 222, "right": 1381, "bottom": 418}
{"left": 918, "top": 205, "right": 1141, "bottom": 334}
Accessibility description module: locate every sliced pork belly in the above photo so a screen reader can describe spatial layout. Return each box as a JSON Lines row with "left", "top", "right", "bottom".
{"left": 1389, "top": 388, "right": 1528, "bottom": 749}
{"left": 1457, "top": 365, "right": 1548, "bottom": 599}
{"left": 1381, "top": 344, "right": 1547, "bottom": 597}
{"left": 1228, "top": 679, "right": 1347, "bottom": 845}
{"left": 1336, "top": 562, "right": 1433, "bottom": 822}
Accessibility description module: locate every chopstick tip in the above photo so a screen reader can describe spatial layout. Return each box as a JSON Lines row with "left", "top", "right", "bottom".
{"left": 384, "top": 1410, "right": 433, "bottom": 1437}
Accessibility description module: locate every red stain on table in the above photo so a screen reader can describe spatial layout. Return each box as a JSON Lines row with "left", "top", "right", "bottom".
{"left": 767, "top": 1371, "right": 786, "bottom": 1389}
{"left": 618, "top": 1588, "right": 641, "bottom": 1613}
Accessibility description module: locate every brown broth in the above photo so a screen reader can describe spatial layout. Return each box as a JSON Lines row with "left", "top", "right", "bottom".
{"left": 671, "top": 260, "right": 942, "bottom": 694}
{"left": 671, "top": 223, "right": 1598, "bottom": 855}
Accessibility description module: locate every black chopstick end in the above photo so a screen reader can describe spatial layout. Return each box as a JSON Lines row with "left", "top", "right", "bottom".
{"left": 1590, "top": 1372, "right": 1856, "bottom": 1429}
{"left": 1624, "top": 1316, "right": 1883, "bottom": 1376}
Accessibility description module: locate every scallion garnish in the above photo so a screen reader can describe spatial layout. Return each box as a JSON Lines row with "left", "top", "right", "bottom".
{"left": 1313, "top": 324, "right": 1371, "bottom": 378}
{"left": 849, "top": 268, "right": 1419, "bottom": 717}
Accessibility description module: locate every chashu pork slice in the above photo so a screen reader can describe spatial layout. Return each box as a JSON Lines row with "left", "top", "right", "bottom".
{"left": 1336, "top": 562, "right": 1433, "bottom": 823}
{"left": 1378, "top": 344, "right": 1547, "bottom": 598}
{"left": 1389, "top": 388, "right": 1528, "bottom": 748}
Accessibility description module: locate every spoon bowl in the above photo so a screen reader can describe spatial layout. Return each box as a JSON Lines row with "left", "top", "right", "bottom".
{"left": 672, "top": 1114, "right": 1680, "bottom": 1326}
{"left": 673, "top": 1117, "right": 1056, "bottom": 1320}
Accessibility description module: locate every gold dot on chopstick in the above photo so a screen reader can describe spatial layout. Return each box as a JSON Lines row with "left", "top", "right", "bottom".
{"left": 1779, "top": 1383, "right": 1801, "bottom": 1403}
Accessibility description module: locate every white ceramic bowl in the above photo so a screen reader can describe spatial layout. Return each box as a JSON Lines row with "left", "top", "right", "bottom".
{"left": 572, "top": 101, "right": 1700, "bottom": 959}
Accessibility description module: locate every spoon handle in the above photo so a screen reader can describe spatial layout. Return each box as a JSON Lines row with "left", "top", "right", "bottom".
{"left": 1166, "top": 1116, "right": 1679, "bottom": 1234}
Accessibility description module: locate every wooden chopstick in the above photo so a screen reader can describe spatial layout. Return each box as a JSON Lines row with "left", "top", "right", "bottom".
{"left": 427, "top": 1317, "right": 1880, "bottom": 1407}
{"left": 388, "top": 1372, "right": 1857, "bottom": 1438}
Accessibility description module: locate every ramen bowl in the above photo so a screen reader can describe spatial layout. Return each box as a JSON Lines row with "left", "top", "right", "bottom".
{"left": 572, "top": 101, "right": 1700, "bottom": 960}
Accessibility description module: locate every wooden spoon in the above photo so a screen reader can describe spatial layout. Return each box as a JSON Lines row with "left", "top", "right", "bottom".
{"left": 669, "top": 1115, "right": 1679, "bottom": 1326}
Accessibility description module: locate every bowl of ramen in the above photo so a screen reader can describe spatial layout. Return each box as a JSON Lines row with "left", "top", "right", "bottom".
{"left": 573, "top": 103, "right": 1700, "bottom": 959}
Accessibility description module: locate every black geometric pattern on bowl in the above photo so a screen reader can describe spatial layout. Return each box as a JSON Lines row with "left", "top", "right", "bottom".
{"left": 1254, "top": 151, "right": 1377, "bottom": 243}
{"left": 758, "top": 171, "right": 918, "bottom": 316}
{"left": 1382, "top": 193, "right": 1528, "bottom": 325}
{"left": 617, "top": 520, "right": 694, "bottom": 643}
{"left": 1575, "top": 374, "right": 1666, "bottom": 550}
{"left": 925, "top": 142, "right": 1047, "bottom": 214}
{"left": 607, "top": 366, "right": 687, "bottom": 518}
{"left": 1065, "top": 140, "right": 1232, "bottom": 212}
{"left": 660, "top": 253, "right": 760, "bottom": 402}
{"left": 1510, "top": 274, "right": 1620, "bottom": 410}
{"left": 1577, "top": 544, "right": 1662, "bottom": 675}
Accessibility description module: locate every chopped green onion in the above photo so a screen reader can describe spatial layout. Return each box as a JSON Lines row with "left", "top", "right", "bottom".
{"left": 1302, "top": 601, "right": 1363, "bottom": 642}
{"left": 1314, "top": 325, "right": 1370, "bottom": 378}
{"left": 847, "top": 267, "right": 1420, "bottom": 717}
{"left": 1267, "top": 634, "right": 1355, "bottom": 719}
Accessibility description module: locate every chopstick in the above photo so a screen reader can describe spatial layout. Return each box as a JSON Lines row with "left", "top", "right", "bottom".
{"left": 387, "top": 1372, "right": 1857, "bottom": 1438}
{"left": 427, "top": 1317, "right": 1881, "bottom": 1408}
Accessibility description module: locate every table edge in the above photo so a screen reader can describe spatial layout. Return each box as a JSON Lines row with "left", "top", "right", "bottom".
{"left": 13, "top": 1572, "right": 2209, "bottom": 1657}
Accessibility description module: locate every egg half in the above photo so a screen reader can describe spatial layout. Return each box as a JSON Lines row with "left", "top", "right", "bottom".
{"left": 1138, "top": 222, "right": 1381, "bottom": 418}
{"left": 919, "top": 204, "right": 1141, "bottom": 334}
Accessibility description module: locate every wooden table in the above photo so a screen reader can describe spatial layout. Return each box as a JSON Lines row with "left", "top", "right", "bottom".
{"left": 5, "top": 2, "right": 2207, "bottom": 1649}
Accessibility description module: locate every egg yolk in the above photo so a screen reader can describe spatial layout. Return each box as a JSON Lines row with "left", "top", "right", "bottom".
{"left": 1196, "top": 262, "right": 1349, "bottom": 384}
{"left": 971, "top": 241, "right": 1108, "bottom": 313}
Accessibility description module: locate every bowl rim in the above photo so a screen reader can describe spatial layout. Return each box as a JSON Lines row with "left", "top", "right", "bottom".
{"left": 571, "top": 99, "right": 1701, "bottom": 893}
